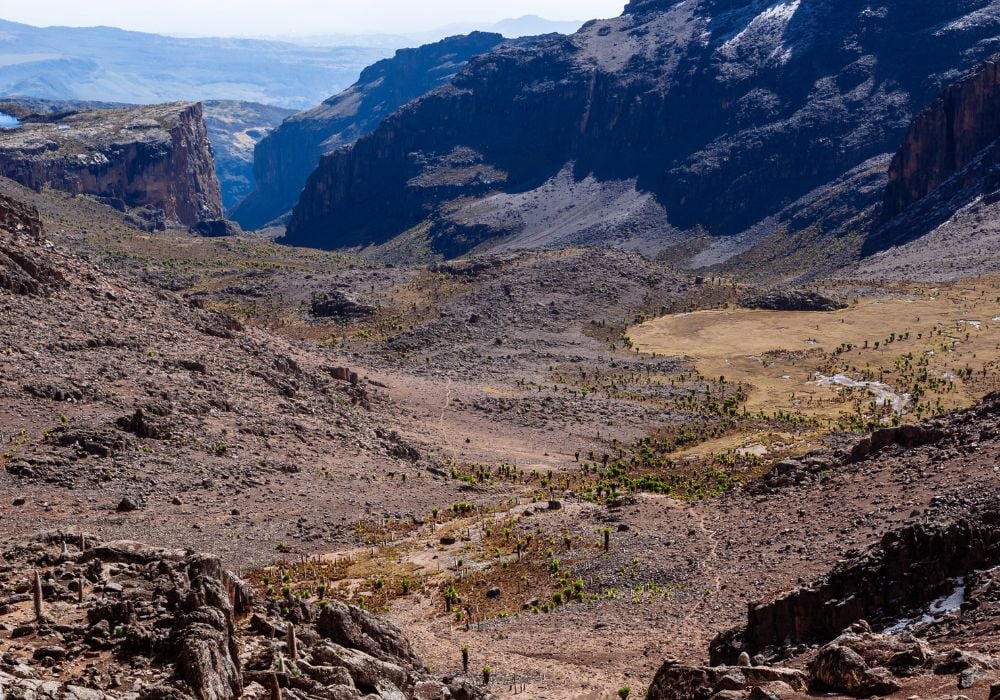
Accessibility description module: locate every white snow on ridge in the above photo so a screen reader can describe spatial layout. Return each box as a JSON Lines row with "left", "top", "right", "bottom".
{"left": 718, "top": 0, "right": 802, "bottom": 63}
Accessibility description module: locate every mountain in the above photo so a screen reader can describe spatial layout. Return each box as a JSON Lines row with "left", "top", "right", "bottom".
{"left": 201, "top": 100, "right": 296, "bottom": 210}
{"left": 230, "top": 32, "right": 510, "bottom": 230}
{"left": 282, "top": 0, "right": 1000, "bottom": 261}
{"left": 262, "top": 15, "right": 586, "bottom": 48}
{"left": 489, "top": 15, "right": 584, "bottom": 37}
{"left": 0, "top": 101, "right": 222, "bottom": 227}
{"left": 0, "top": 18, "right": 391, "bottom": 110}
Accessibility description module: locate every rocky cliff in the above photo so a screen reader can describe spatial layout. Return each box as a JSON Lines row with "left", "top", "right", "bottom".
{"left": 882, "top": 56, "right": 1000, "bottom": 221}
{"left": 858, "top": 54, "right": 1000, "bottom": 265}
{"left": 231, "top": 33, "right": 508, "bottom": 230}
{"left": 282, "top": 0, "right": 1000, "bottom": 259}
{"left": 0, "top": 101, "right": 223, "bottom": 226}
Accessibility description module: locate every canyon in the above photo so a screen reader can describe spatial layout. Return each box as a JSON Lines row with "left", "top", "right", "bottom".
{"left": 281, "top": 0, "right": 1000, "bottom": 265}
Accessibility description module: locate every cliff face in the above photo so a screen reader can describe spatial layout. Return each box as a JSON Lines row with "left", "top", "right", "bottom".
{"left": 283, "top": 0, "right": 1000, "bottom": 258}
{"left": 230, "top": 32, "right": 508, "bottom": 230}
{"left": 0, "top": 101, "right": 222, "bottom": 226}
{"left": 882, "top": 56, "right": 1000, "bottom": 220}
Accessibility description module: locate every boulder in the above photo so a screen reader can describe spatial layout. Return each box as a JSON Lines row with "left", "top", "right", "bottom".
{"left": 191, "top": 219, "right": 242, "bottom": 238}
{"left": 809, "top": 643, "right": 901, "bottom": 697}
{"left": 647, "top": 660, "right": 806, "bottom": 700}
{"left": 317, "top": 601, "right": 423, "bottom": 668}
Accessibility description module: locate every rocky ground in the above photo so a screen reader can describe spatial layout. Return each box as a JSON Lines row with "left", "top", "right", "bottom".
{"left": 4, "top": 181, "right": 1000, "bottom": 698}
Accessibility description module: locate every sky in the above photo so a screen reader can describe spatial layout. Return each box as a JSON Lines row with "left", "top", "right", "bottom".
{"left": 1, "top": 1, "right": 629, "bottom": 37}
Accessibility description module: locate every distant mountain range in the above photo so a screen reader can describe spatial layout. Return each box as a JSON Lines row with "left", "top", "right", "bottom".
{"left": 0, "top": 16, "right": 583, "bottom": 110}
{"left": 0, "top": 19, "right": 392, "bottom": 110}
{"left": 273, "top": 15, "right": 586, "bottom": 48}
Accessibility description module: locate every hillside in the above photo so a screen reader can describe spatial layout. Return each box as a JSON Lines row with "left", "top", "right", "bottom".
{"left": 282, "top": 0, "right": 1000, "bottom": 262}
{"left": 231, "top": 33, "right": 509, "bottom": 230}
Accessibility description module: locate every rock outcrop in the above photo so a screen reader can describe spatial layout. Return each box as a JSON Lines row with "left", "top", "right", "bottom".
{"left": 0, "top": 192, "right": 63, "bottom": 295}
{"left": 739, "top": 289, "right": 847, "bottom": 312}
{"left": 282, "top": 0, "right": 1000, "bottom": 259}
{"left": 231, "top": 33, "right": 508, "bottom": 230}
{"left": 310, "top": 290, "right": 377, "bottom": 320}
{"left": 0, "top": 535, "right": 495, "bottom": 700}
{"left": 0, "top": 101, "right": 223, "bottom": 226}
{"left": 711, "top": 503, "right": 1000, "bottom": 662}
{"left": 647, "top": 660, "right": 807, "bottom": 700}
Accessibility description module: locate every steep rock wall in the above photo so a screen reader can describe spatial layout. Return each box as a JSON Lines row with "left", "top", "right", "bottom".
{"left": 0, "top": 101, "right": 222, "bottom": 226}
{"left": 231, "top": 32, "right": 507, "bottom": 230}
{"left": 882, "top": 56, "right": 1000, "bottom": 220}
{"left": 282, "top": 0, "right": 1000, "bottom": 258}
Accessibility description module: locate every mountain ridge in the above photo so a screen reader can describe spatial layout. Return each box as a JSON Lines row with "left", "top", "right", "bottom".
{"left": 281, "top": 0, "right": 1000, "bottom": 261}
{"left": 231, "top": 32, "right": 512, "bottom": 230}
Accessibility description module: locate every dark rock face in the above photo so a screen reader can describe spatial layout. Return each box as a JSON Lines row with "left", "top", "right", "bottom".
{"left": 0, "top": 102, "right": 223, "bottom": 226}
{"left": 739, "top": 289, "right": 847, "bottom": 312}
{"left": 0, "top": 193, "right": 63, "bottom": 295}
{"left": 283, "top": 0, "right": 1000, "bottom": 258}
{"left": 0, "top": 190, "right": 42, "bottom": 239}
{"left": 847, "top": 424, "right": 945, "bottom": 463}
{"left": 231, "top": 32, "right": 508, "bottom": 230}
{"left": 882, "top": 56, "right": 1000, "bottom": 221}
{"left": 712, "top": 506, "right": 1000, "bottom": 662}
{"left": 863, "top": 55, "right": 1000, "bottom": 257}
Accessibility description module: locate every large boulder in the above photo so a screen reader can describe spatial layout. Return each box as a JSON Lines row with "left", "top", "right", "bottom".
{"left": 647, "top": 660, "right": 807, "bottom": 700}
{"left": 310, "top": 290, "right": 376, "bottom": 320}
{"left": 810, "top": 644, "right": 901, "bottom": 697}
{"left": 317, "top": 600, "right": 423, "bottom": 669}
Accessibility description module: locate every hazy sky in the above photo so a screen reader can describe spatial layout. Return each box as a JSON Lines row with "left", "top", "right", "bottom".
{"left": 2, "top": 1, "right": 628, "bottom": 37}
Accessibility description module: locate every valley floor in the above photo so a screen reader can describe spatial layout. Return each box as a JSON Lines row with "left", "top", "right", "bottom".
{"left": 3, "top": 182, "right": 1000, "bottom": 698}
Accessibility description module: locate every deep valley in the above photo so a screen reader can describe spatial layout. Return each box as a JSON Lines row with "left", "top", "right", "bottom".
{"left": 3, "top": 2, "right": 1000, "bottom": 700}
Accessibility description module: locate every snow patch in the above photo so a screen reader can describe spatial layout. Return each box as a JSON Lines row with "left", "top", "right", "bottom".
{"left": 884, "top": 580, "right": 965, "bottom": 634}
{"left": 718, "top": 0, "right": 802, "bottom": 64}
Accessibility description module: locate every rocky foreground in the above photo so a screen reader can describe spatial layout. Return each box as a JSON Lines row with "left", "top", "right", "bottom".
{"left": 0, "top": 536, "right": 493, "bottom": 700}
